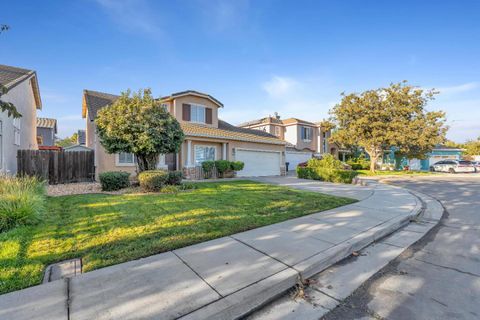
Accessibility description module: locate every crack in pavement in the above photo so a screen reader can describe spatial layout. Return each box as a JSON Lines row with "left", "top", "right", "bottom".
{"left": 413, "top": 257, "right": 480, "bottom": 278}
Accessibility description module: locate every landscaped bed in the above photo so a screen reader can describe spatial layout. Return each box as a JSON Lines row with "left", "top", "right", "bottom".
{"left": 0, "top": 180, "right": 355, "bottom": 294}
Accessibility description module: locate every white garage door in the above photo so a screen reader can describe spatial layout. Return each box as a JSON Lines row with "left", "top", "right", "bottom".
{"left": 286, "top": 151, "right": 313, "bottom": 170}
{"left": 236, "top": 149, "right": 281, "bottom": 177}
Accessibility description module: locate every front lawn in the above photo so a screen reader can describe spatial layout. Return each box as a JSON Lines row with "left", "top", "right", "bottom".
{"left": 0, "top": 180, "right": 355, "bottom": 294}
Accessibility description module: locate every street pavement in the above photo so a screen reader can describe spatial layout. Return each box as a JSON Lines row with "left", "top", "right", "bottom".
{"left": 324, "top": 174, "right": 480, "bottom": 320}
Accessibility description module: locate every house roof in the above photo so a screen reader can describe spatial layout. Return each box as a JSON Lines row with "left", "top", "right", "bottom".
{"left": 82, "top": 90, "right": 119, "bottom": 121}
{"left": 82, "top": 89, "right": 284, "bottom": 145}
{"left": 160, "top": 90, "right": 224, "bottom": 108}
{"left": 36, "top": 117, "right": 57, "bottom": 133}
{"left": 181, "top": 120, "right": 285, "bottom": 145}
{"left": 238, "top": 116, "right": 317, "bottom": 127}
{"left": 0, "top": 64, "right": 42, "bottom": 109}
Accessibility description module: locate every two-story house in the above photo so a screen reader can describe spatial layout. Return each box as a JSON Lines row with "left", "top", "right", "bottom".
{"left": 0, "top": 64, "right": 42, "bottom": 174}
{"left": 239, "top": 114, "right": 337, "bottom": 170}
{"left": 82, "top": 90, "right": 286, "bottom": 179}
{"left": 36, "top": 117, "right": 57, "bottom": 147}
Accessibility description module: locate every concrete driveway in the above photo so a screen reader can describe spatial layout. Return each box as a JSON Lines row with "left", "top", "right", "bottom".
{"left": 324, "top": 175, "right": 480, "bottom": 320}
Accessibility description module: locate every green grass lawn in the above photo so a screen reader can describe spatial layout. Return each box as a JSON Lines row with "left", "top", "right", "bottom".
{"left": 0, "top": 180, "right": 355, "bottom": 294}
{"left": 355, "top": 170, "right": 434, "bottom": 176}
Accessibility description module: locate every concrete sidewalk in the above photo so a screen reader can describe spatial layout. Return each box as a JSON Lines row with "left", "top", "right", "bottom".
{"left": 0, "top": 178, "right": 421, "bottom": 320}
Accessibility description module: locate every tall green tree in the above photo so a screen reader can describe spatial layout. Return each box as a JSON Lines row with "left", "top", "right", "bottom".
{"left": 95, "top": 89, "right": 184, "bottom": 172}
{"left": 330, "top": 81, "right": 447, "bottom": 172}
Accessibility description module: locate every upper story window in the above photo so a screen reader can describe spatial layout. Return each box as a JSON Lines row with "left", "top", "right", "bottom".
{"left": 191, "top": 104, "right": 206, "bottom": 123}
{"left": 301, "top": 126, "right": 312, "bottom": 142}
{"left": 274, "top": 126, "right": 281, "bottom": 137}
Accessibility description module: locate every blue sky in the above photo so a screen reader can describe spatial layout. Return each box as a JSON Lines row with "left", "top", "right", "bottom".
{"left": 2, "top": 0, "right": 479, "bottom": 142}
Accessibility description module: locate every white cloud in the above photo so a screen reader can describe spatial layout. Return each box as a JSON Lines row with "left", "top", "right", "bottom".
{"left": 262, "top": 76, "right": 299, "bottom": 98}
{"left": 437, "top": 82, "right": 479, "bottom": 95}
{"left": 95, "top": 0, "right": 162, "bottom": 35}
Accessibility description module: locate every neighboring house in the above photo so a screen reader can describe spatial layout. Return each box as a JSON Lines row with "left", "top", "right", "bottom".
{"left": 0, "top": 64, "right": 42, "bottom": 174}
{"left": 238, "top": 114, "right": 336, "bottom": 170}
{"left": 382, "top": 146, "right": 464, "bottom": 171}
{"left": 82, "top": 90, "right": 286, "bottom": 179}
{"left": 64, "top": 144, "right": 92, "bottom": 152}
{"left": 36, "top": 117, "right": 57, "bottom": 146}
{"left": 77, "top": 129, "right": 86, "bottom": 145}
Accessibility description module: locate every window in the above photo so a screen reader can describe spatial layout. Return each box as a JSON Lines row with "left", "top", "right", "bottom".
{"left": 301, "top": 126, "right": 312, "bottom": 141}
{"left": 195, "top": 145, "right": 216, "bottom": 165}
{"left": 161, "top": 103, "right": 169, "bottom": 112}
{"left": 13, "top": 118, "right": 20, "bottom": 146}
{"left": 191, "top": 104, "right": 206, "bottom": 123}
{"left": 322, "top": 132, "right": 327, "bottom": 153}
{"left": 117, "top": 152, "right": 135, "bottom": 166}
{"left": 274, "top": 126, "right": 281, "bottom": 137}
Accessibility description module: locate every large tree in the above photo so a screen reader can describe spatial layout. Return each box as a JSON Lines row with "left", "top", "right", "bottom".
{"left": 464, "top": 137, "right": 480, "bottom": 156}
{"left": 330, "top": 82, "right": 447, "bottom": 172}
{"left": 95, "top": 89, "right": 184, "bottom": 172}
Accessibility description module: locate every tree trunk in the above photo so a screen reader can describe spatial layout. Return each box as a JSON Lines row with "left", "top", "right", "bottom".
{"left": 136, "top": 153, "right": 159, "bottom": 173}
{"left": 365, "top": 148, "right": 378, "bottom": 173}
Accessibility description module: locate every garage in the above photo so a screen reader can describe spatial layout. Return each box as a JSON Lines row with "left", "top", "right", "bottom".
{"left": 235, "top": 149, "right": 281, "bottom": 177}
{"left": 286, "top": 150, "right": 313, "bottom": 170}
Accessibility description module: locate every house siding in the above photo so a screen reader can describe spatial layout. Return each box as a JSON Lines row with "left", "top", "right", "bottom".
{"left": 0, "top": 78, "right": 38, "bottom": 174}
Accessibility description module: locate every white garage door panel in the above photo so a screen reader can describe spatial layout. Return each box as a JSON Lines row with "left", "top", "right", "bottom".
{"left": 236, "top": 150, "right": 281, "bottom": 177}
{"left": 286, "top": 152, "right": 313, "bottom": 169}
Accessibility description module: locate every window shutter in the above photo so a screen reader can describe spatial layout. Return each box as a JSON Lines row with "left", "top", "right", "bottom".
{"left": 182, "top": 104, "right": 191, "bottom": 121}
{"left": 205, "top": 108, "right": 212, "bottom": 124}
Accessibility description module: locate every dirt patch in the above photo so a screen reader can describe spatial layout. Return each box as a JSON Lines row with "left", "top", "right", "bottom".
{"left": 47, "top": 182, "right": 141, "bottom": 196}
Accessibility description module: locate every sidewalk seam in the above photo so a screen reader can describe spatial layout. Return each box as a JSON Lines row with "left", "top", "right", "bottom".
{"left": 171, "top": 251, "right": 223, "bottom": 298}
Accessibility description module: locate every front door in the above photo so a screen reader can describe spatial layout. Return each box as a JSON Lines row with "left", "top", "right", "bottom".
{"left": 165, "top": 153, "right": 177, "bottom": 171}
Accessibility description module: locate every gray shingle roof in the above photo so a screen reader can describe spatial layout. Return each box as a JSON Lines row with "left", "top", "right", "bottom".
{"left": 0, "top": 64, "right": 34, "bottom": 89}
{"left": 36, "top": 117, "right": 57, "bottom": 133}
{"left": 83, "top": 90, "right": 119, "bottom": 121}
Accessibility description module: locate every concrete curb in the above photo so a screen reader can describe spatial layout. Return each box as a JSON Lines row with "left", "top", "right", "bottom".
{"left": 179, "top": 182, "right": 424, "bottom": 320}
{"left": 246, "top": 182, "right": 444, "bottom": 320}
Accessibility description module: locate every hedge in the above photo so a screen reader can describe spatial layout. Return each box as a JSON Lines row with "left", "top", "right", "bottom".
{"left": 138, "top": 170, "right": 169, "bottom": 191}
{"left": 297, "top": 167, "right": 358, "bottom": 184}
{"left": 99, "top": 171, "right": 130, "bottom": 191}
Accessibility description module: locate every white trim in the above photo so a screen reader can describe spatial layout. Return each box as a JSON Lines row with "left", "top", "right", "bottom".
{"left": 115, "top": 152, "right": 136, "bottom": 167}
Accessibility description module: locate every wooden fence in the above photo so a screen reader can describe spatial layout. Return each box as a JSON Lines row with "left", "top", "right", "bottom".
{"left": 17, "top": 150, "right": 95, "bottom": 184}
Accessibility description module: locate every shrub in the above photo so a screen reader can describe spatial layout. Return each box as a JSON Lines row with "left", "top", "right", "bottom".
{"left": 99, "top": 171, "right": 130, "bottom": 191}
{"left": 180, "top": 182, "right": 196, "bottom": 190}
{"left": 166, "top": 171, "right": 183, "bottom": 185}
{"left": 214, "top": 160, "right": 230, "bottom": 175}
{"left": 297, "top": 167, "right": 358, "bottom": 184}
{"left": 138, "top": 170, "right": 168, "bottom": 191}
{"left": 308, "top": 154, "right": 344, "bottom": 169}
{"left": 230, "top": 161, "right": 244, "bottom": 171}
{"left": 201, "top": 161, "right": 215, "bottom": 172}
{"left": 0, "top": 176, "right": 46, "bottom": 232}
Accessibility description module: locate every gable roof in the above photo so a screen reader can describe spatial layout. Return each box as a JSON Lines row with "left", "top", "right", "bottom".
{"left": 181, "top": 120, "right": 285, "bottom": 145}
{"left": 36, "top": 117, "right": 57, "bottom": 133}
{"left": 0, "top": 64, "right": 42, "bottom": 109}
{"left": 160, "top": 90, "right": 224, "bottom": 108}
{"left": 82, "top": 90, "right": 119, "bottom": 121}
{"left": 281, "top": 118, "right": 317, "bottom": 126}
{"left": 238, "top": 116, "right": 317, "bottom": 128}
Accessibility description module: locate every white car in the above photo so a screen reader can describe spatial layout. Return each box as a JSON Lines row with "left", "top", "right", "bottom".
{"left": 430, "top": 160, "right": 476, "bottom": 173}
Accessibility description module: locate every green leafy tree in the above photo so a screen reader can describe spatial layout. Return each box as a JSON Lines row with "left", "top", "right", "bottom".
{"left": 464, "top": 137, "right": 480, "bottom": 156}
{"left": 0, "top": 24, "right": 21, "bottom": 118}
{"left": 95, "top": 89, "right": 184, "bottom": 172}
{"left": 330, "top": 81, "right": 447, "bottom": 172}
{"left": 56, "top": 132, "right": 78, "bottom": 148}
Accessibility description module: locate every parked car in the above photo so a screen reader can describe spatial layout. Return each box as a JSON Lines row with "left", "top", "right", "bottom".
{"left": 430, "top": 160, "right": 476, "bottom": 173}
{"left": 472, "top": 161, "right": 480, "bottom": 172}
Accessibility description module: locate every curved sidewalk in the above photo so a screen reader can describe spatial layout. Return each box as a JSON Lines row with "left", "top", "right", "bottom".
{"left": 0, "top": 178, "right": 421, "bottom": 320}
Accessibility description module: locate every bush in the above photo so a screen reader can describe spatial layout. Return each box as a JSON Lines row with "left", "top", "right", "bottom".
{"left": 297, "top": 167, "right": 358, "bottom": 184}
{"left": 201, "top": 161, "right": 215, "bottom": 172}
{"left": 307, "top": 154, "right": 344, "bottom": 169}
{"left": 0, "top": 176, "right": 46, "bottom": 232}
{"left": 230, "top": 161, "right": 244, "bottom": 171}
{"left": 180, "top": 182, "right": 196, "bottom": 190}
{"left": 214, "top": 160, "right": 231, "bottom": 175}
{"left": 166, "top": 171, "right": 183, "bottom": 185}
{"left": 138, "top": 170, "right": 168, "bottom": 191}
{"left": 99, "top": 171, "right": 130, "bottom": 191}
{"left": 160, "top": 185, "right": 181, "bottom": 193}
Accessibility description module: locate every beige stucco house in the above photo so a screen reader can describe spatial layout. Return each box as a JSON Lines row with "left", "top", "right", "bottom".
{"left": 239, "top": 114, "right": 339, "bottom": 170}
{"left": 82, "top": 90, "right": 286, "bottom": 179}
{"left": 0, "top": 64, "right": 42, "bottom": 174}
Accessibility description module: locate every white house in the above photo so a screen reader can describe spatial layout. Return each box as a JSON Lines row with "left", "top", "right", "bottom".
{"left": 0, "top": 64, "right": 42, "bottom": 174}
